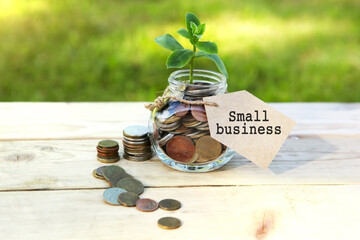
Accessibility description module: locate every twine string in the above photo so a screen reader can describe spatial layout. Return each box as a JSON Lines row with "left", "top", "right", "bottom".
{"left": 144, "top": 87, "right": 218, "bottom": 111}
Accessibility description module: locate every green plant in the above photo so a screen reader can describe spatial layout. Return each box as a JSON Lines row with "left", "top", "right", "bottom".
{"left": 155, "top": 12, "right": 228, "bottom": 83}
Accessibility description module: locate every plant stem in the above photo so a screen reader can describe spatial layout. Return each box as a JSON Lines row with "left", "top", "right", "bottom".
{"left": 189, "top": 44, "right": 196, "bottom": 84}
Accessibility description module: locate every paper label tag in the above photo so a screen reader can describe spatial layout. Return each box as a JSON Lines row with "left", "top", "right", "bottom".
{"left": 204, "top": 91, "right": 296, "bottom": 169}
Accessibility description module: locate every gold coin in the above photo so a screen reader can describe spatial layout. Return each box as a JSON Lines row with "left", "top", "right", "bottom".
{"left": 118, "top": 192, "right": 140, "bottom": 207}
{"left": 116, "top": 178, "right": 144, "bottom": 195}
{"left": 158, "top": 199, "right": 181, "bottom": 211}
{"left": 92, "top": 169, "right": 105, "bottom": 180}
{"left": 195, "top": 136, "right": 222, "bottom": 162}
{"left": 158, "top": 217, "right": 181, "bottom": 229}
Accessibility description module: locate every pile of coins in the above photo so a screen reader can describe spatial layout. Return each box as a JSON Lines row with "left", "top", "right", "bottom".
{"left": 153, "top": 100, "right": 224, "bottom": 164}
{"left": 122, "top": 125, "right": 153, "bottom": 161}
{"left": 93, "top": 165, "right": 181, "bottom": 229}
{"left": 96, "top": 140, "right": 120, "bottom": 163}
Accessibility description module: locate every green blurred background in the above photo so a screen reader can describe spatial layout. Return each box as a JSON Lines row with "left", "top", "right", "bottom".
{"left": 0, "top": 0, "right": 359, "bottom": 102}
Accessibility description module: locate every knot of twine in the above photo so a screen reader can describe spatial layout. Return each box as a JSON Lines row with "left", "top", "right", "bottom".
{"left": 144, "top": 87, "right": 218, "bottom": 111}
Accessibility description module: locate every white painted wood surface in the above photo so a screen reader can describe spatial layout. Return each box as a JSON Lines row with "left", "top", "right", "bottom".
{"left": 0, "top": 102, "right": 359, "bottom": 240}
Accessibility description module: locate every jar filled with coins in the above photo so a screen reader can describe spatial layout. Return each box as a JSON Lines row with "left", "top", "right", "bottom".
{"left": 148, "top": 69, "right": 235, "bottom": 172}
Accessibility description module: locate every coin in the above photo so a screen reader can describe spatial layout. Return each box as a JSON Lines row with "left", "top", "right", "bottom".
{"left": 97, "top": 156, "right": 120, "bottom": 164}
{"left": 191, "top": 105, "right": 208, "bottom": 122}
{"left": 166, "top": 136, "right": 195, "bottom": 162}
{"left": 174, "top": 103, "right": 190, "bottom": 117}
{"left": 116, "top": 177, "right": 144, "bottom": 195}
{"left": 118, "top": 192, "right": 140, "bottom": 207}
{"left": 98, "top": 140, "right": 119, "bottom": 148}
{"left": 123, "top": 153, "right": 153, "bottom": 162}
{"left": 195, "top": 136, "right": 222, "bottom": 162}
{"left": 123, "top": 125, "right": 148, "bottom": 139}
{"left": 158, "top": 133, "right": 174, "bottom": 147}
{"left": 136, "top": 198, "right": 158, "bottom": 212}
{"left": 158, "top": 217, "right": 181, "bottom": 229}
{"left": 158, "top": 199, "right": 181, "bottom": 211}
{"left": 103, "top": 187, "right": 127, "bottom": 206}
{"left": 92, "top": 169, "right": 105, "bottom": 180}
{"left": 103, "top": 165, "right": 127, "bottom": 187}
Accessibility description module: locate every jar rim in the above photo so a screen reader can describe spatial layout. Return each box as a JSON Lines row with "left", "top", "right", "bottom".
{"left": 168, "top": 69, "right": 227, "bottom": 86}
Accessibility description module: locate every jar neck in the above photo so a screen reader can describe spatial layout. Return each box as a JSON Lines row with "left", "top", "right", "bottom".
{"left": 168, "top": 69, "right": 227, "bottom": 100}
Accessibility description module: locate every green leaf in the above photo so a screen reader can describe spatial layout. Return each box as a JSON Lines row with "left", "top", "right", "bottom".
{"left": 154, "top": 34, "right": 183, "bottom": 51}
{"left": 194, "top": 23, "right": 206, "bottom": 38}
{"left": 166, "top": 49, "right": 194, "bottom": 68}
{"left": 177, "top": 28, "right": 190, "bottom": 39}
{"left": 190, "top": 21, "right": 198, "bottom": 34}
{"left": 195, "top": 51, "right": 228, "bottom": 78}
{"left": 195, "top": 41, "right": 218, "bottom": 54}
{"left": 185, "top": 12, "right": 200, "bottom": 35}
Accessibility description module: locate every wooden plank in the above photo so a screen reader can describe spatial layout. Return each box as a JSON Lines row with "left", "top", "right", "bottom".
{"left": 0, "top": 103, "right": 359, "bottom": 140}
{"left": 1, "top": 185, "right": 359, "bottom": 240}
{"left": 1, "top": 136, "right": 359, "bottom": 190}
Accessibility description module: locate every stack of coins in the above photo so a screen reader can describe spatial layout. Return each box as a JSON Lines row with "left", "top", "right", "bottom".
{"left": 153, "top": 99, "right": 223, "bottom": 164}
{"left": 122, "top": 125, "right": 153, "bottom": 161}
{"left": 92, "top": 164, "right": 182, "bottom": 229}
{"left": 97, "top": 140, "right": 120, "bottom": 163}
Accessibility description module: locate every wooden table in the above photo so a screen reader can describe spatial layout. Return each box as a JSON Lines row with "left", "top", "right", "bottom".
{"left": 1, "top": 102, "right": 359, "bottom": 240}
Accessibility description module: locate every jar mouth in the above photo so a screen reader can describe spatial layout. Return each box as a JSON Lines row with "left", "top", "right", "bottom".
{"left": 168, "top": 69, "right": 227, "bottom": 86}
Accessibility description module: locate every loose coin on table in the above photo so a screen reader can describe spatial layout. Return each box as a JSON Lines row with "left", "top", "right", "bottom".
{"left": 92, "top": 169, "right": 104, "bottom": 180}
{"left": 166, "top": 135, "right": 195, "bottom": 163}
{"left": 136, "top": 198, "right": 158, "bottom": 212}
{"left": 118, "top": 192, "right": 140, "bottom": 207}
{"left": 95, "top": 166, "right": 107, "bottom": 177}
{"left": 195, "top": 136, "right": 222, "bottom": 162}
{"left": 116, "top": 177, "right": 144, "bottom": 195}
{"left": 103, "top": 187, "right": 127, "bottom": 206}
{"left": 158, "top": 217, "right": 181, "bottom": 229}
{"left": 159, "top": 199, "right": 181, "bottom": 211}
{"left": 102, "top": 165, "right": 127, "bottom": 187}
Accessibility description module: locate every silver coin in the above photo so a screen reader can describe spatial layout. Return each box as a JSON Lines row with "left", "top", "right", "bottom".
{"left": 123, "top": 125, "right": 148, "bottom": 138}
{"left": 103, "top": 187, "right": 127, "bottom": 205}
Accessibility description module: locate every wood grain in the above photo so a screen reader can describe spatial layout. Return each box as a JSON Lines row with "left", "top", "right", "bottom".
{"left": 0, "top": 136, "right": 359, "bottom": 191}
{"left": 0, "top": 102, "right": 359, "bottom": 140}
{"left": 1, "top": 186, "right": 359, "bottom": 240}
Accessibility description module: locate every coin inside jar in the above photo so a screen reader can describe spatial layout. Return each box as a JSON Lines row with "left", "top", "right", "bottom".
{"left": 174, "top": 102, "right": 190, "bottom": 117}
{"left": 118, "top": 192, "right": 140, "bottom": 207}
{"left": 158, "top": 199, "right": 181, "bottom": 211}
{"left": 158, "top": 217, "right": 181, "bottom": 229}
{"left": 136, "top": 198, "right": 158, "bottom": 212}
{"left": 165, "top": 135, "right": 195, "bottom": 163}
{"left": 195, "top": 136, "right": 222, "bottom": 162}
{"left": 190, "top": 105, "right": 208, "bottom": 122}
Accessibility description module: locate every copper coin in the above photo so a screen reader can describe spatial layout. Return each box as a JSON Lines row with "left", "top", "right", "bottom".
{"left": 136, "top": 198, "right": 158, "bottom": 212}
{"left": 103, "top": 187, "right": 127, "bottom": 206}
{"left": 195, "top": 136, "right": 222, "bottom": 162}
{"left": 191, "top": 105, "right": 208, "bottom": 122}
{"left": 159, "top": 199, "right": 181, "bottom": 211}
{"left": 174, "top": 103, "right": 190, "bottom": 117}
{"left": 166, "top": 136, "right": 195, "bottom": 162}
{"left": 116, "top": 178, "right": 144, "bottom": 195}
{"left": 158, "top": 217, "right": 181, "bottom": 229}
{"left": 118, "top": 192, "right": 140, "bottom": 207}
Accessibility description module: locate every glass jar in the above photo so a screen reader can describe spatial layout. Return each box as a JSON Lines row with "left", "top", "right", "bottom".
{"left": 148, "top": 69, "right": 235, "bottom": 172}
